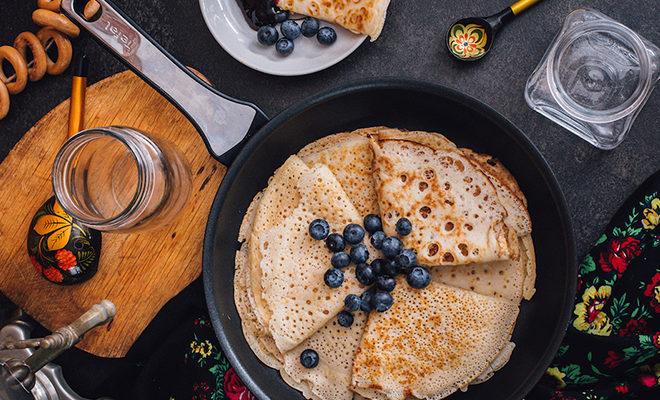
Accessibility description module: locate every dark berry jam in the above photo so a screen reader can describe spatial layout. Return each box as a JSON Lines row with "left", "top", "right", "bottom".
{"left": 237, "top": 0, "right": 289, "bottom": 30}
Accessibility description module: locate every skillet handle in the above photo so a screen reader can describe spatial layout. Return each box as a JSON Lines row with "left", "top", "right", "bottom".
{"left": 60, "top": 0, "right": 268, "bottom": 163}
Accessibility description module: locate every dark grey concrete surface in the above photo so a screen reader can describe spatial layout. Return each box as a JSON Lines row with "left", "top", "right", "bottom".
{"left": 0, "top": 0, "right": 658, "bottom": 259}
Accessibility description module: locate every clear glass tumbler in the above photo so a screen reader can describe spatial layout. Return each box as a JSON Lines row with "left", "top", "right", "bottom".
{"left": 52, "top": 126, "right": 192, "bottom": 231}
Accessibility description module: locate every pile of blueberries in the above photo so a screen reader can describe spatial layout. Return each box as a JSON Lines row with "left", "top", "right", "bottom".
{"left": 257, "top": 17, "right": 337, "bottom": 56}
{"left": 308, "top": 215, "right": 432, "bottom": 328}
{"left": 300, "top": 215, "right": 431, "bottom": 369}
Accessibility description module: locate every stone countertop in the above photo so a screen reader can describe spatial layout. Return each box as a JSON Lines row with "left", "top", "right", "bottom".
{"left": 0, "top": 0, "right": 658, "bottom": 259}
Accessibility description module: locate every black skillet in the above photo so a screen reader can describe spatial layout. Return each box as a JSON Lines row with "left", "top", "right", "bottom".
{"left": 62, "top": 1, "right": 577, "bottom": 399}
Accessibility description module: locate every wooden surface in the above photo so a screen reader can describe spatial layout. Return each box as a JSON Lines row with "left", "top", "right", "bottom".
{"left": 0, "top": 71, "right": 225, "bottom": 358}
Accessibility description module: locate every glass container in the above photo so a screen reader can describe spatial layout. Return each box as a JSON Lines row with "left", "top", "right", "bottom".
{"left": 52, "top": 126, "right": 192, "bottom": 231}
{"left": 525, "top": 9, "right": 660, "bottom": 149}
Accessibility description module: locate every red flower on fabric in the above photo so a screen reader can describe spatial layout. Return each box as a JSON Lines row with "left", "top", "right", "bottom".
{"left": 224, "top": 368, "right": 255, "bottom": 400}
{"left": 42, "top": 267, "right": 63, "bottom": 283}
{"left": 618, "top": 318, "right": 650, "bottom": 336}
{"left": 639, "top": 374, "right": 657, "bottom": 388}
{"left": 644, "top": 273, "right": 660, "bottom": 312}
{"left": 30, "top": 256, "right": 43, "bottom": 274}
{"left": 598, "top": 237, "right": 641, "bottom": 277}
{"left": 653, "top": 332, "right": 660, "bottom": 348}
{"left": 603, "top": 350, "right": 623, "bottom": 369}
{"left": 614, "top": 383, "right": 629, "bottom": 394}
{"left": 54, "top": 249, "right": 77, "bottom": 270}
{"left": 192, "top": 381, "right": 210, "bottom": 400}
{"left": 549, "top": 390, "right": 576, "bottom": 400}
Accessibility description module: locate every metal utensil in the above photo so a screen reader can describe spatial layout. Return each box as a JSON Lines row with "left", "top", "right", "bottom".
{"left": 0, "top": 301, "right": 115, "bottom": 399}
{"left": 446, "top": 0, "right": 542, "bottom": 61}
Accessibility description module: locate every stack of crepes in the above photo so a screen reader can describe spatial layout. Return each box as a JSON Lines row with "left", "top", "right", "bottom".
{"left": 234, "top": 127, "right": 536, "bottom": 400}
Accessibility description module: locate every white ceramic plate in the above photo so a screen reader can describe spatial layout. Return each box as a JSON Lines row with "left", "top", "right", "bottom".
{"left": 199, "top": 0, "right": 367, "bottom": 76}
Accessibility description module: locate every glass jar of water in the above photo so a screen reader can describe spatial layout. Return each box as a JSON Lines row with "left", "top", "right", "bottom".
{"left": 52, "top": 126, "right": 192, "bottom": 231}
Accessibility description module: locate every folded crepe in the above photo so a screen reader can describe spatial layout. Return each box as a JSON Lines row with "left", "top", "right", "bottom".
{"left": 283, "top": 312, "right": 368, "bottom": 400}
{"left": 370, "top": 129, "right": 519, "bottom": 266}
{"left": 460, "top": 148, "right": 531, "bottom": 237}
{"left": 299, "top": 128, "right": 384, "bottom": 216}
{"left": 433, "top": 149, "right": 537, "bottom": 301}
{"left": 258, "top": 163, "right": 367, "bottom": 352}
{"left": 277, "top": 0, "right": 392, "bottom": 41}
{"left": 235, "top": 189, "right": 285, "bottom": 369}
{"left": 237, "top": 188, "right": 370, "bottom": 400}
{"left": 248, "top": 155, "right": 311, "bottom": 329}
{"left": 432, "top": 236, "right": 533, "bottom": 303}
{"left": 351, "top": 280, "right": 519, "bottom": 400}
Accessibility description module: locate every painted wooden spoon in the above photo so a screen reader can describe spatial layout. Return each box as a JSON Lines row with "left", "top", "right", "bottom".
{"left": 446, "top": 0, "right": 542, "bottom": 61}
{"left": 27, "top": 53, "right": 102, "bottom": 285}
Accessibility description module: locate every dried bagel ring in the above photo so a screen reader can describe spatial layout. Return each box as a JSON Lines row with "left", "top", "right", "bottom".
{"left": 0, "top": 82, "right": 10, "bottom": 120}
{"left": 84, "top": 0, "right": 101, "bottom": 20}
{"left": 32, "top": 9, "right": 80, "bottom": 38}
{"left": 13, "top": 32, "right": 48, "bottom": 82}
{"left": 36, "top": 28, "right": 73, "bottom": 75}
{"left": 0, "top": 46, "right": 29, "bottom": 95}
{"left": 37, "top": 0, "right": 61, "bottom": 12}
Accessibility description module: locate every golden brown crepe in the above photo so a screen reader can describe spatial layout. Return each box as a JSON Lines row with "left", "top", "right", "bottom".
{"left": 370, "top": 129, "right": 519, "bottom": 266}
{"left": 278, "top": 0, "right": 392, "bottom": 40}
{"left": 351, "top": 280, "right": 519, "bottom": 400}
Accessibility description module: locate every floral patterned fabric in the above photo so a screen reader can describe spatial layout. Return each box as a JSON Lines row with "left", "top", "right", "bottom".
{"left": 532, "top": 171, "right": 660, "bottom": 399}
{"left": 133, "top": 313, "right": 256, "bottom": 400}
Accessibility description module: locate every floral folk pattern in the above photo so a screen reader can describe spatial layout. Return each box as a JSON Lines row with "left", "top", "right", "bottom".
{"left": 27, "top": 198, "right": 100, "bottom": 284}
{"left": 541, "top": 186, "right": 660, "bottom": 399}
{"left": 448, "top": 23, "right": 488, "bottom": 59}
{"left": 169, "top": 318, "right": 255, "bottom": 400}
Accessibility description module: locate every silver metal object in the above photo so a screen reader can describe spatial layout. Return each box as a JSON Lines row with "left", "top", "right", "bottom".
{"left": 0, "top": 302, "right": 115, "bottom": 400}
{"left": 60, "top": 0, "right": 264, "bottom": 160}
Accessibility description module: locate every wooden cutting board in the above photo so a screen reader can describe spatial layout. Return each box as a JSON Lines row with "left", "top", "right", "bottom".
{"left": 0, "top": 70, "right": 226, "bottom": 358}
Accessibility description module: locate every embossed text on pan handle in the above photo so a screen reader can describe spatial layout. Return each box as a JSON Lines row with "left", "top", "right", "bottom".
{"left": 60, "top": 0, "right": 261, "bottom": 160}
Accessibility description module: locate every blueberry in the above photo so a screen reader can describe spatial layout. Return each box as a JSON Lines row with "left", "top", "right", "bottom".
{"left": 371, "top": 291, "right": 394, "bottom": 312}
{"left": 257, "top": 25, "right": 279, "bottom": 46}
{"left": 331, "top": 252, "right": 350, "bottom": 269}
{"left": 363, "top": 214, "right": 382, "bottom": 233}
{"left": 356, "top": 263, "right": 376, "bottom": 286}
{"left": 395, "top": 218, "right": 413, "bottom": 236}
{"left": 343, "top": 224, "right": 365, "bottom": 245}
{"left": 275, "top": 38, "right": 294, "bottom": 56}
{"left": 337, "top": 311, "right": 354, "bottom": 327}
{"left": 309, "top": 219, "right": 329, "bottom": 240}
{"left": 360, "top": 290, "right": 374, "bottom": 312}
{"left": 370, "top": 259, "right": 385, "bottom": 276}
{"left": 274, "top": 11, "right": 290, "bottom": 23}
{"left": 301, "top": 17, "right": 320, "bottom": 37}
{"left": 344, "top": 294, "right": 361, "bottom": 312}
{"left": 325, "top": 233, "right": 345, "bottom": 252}
{"left": 317, "top": 26, "right": 337, "bottom": 45}
{"left": 407, "top": 266, "right": 431, "bottom": 289}
{"left": 370, "top": 231, "right": 385, "bottom": 249}
{"left": 381, "top": 236, "right": 403, "bottom": 259}
{"left": 382, "top": 259, "right": 398, "bottom": 276}
{"left": 350, "top": 244, "right": 369, "bottom": 264}
{"left": 324, "top": 268, "right": 344, "bottom": 288}
{"left": 300, "top": 349, "right": 319, "bottom": 368}
{"left": 376, "top": 275, "right": 396, "bottom": 292}
{"left": 395, "top": 249, "right": 417, "bottom": 273}
{"left": 281, "top": 19, "right": 301, "bottom": 40}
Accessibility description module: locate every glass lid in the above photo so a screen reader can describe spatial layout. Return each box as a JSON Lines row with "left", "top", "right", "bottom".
{"left": 548, "top": 20, "right": 652, "bottom": 123}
